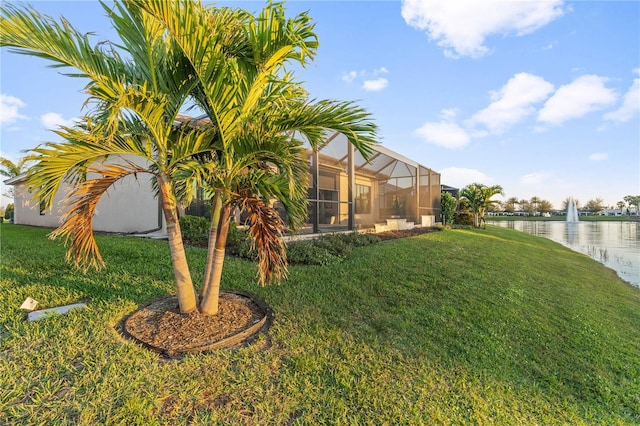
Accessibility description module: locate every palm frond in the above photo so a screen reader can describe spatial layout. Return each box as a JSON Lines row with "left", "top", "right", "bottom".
{"left": 1, "top": 3, "right": 128, "bottom": 100}
{"left": 241, "top": 197, "right": 288, "bottom": 286}
{"left": 27, "top": 123, "right": 152, "bottom": 210}
{"left": 50, "top": 161, "right": 148, "bottom": 271}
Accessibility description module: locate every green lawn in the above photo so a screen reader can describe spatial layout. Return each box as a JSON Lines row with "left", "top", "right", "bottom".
{"left": 1, "top": 223, "right": 639, "bottom": 425}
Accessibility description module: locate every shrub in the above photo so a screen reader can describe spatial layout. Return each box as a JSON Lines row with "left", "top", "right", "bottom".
{"left": 441, "top": 192, "right": 456, "bottom": 225}
{"left": 4, "top": 203, "right": 14, "bottom": 221}
{"left": 454, "top": 211, "right": 474, "bottom": 226}
{"left": 287, "top": 232, "right": 380, "bottom": 265}
{"left": 179, "top": 215, "right": 209, "bottom": 246}
{"left": 286, "top": 240, "right": 339, "bottom": 265}
{"left": 226, "top": 222, "right": 255, "bottom": 259}
{"left": 338, "top": 231, "right": 380, "bottom": 247}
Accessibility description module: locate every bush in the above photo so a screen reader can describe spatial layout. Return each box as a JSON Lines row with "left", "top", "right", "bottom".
{"left": 4, "top": 203, "right": 14, "bottom": 221}
{"left": 286, "top": 240, "right": 339, "bottom": 265}
{"left": 287, "top": 232, "right": 380, "bottom": 265}
{"left": 179, "top": 215, "right": 210, "bottom": 246}
{"left": 337, "top": 231, "right": 380, "bottom": 247}
{"left": 178, "top": 218, "right": 381, "bottom": 266}
{"left": 441, "top": 192, "right": 456, "bottom": 225}
{"left": 226, "top": 222, "right": 255, "bottom": 259}
{"left": 454, "top": 211, "right": 474, "bottom": 226}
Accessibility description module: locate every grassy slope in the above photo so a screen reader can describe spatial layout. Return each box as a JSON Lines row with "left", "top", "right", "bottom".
{"left": 1, "top": 224, "right": 639, "bottom": 425}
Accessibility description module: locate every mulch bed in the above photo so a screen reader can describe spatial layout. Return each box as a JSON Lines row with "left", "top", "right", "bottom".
{"left": 374, "top": 226, "right": 439, "bottom": 240}
{"left": 121, "top": 291, "right": 271, "bottom": 357}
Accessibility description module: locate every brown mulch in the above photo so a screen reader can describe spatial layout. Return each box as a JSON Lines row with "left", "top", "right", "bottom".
{"left": 122, "top": 292, "right": 270, "bottom": 356}
{"left": 374, "top": 226, "right": 439, "bottom": 240}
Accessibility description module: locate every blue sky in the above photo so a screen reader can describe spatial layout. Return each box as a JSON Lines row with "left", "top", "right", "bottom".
{"left": 1, "top": 0, "right": 638, "bottom": 210}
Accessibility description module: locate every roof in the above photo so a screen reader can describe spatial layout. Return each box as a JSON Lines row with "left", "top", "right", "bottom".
{"left": 3, "top": 173, "right": 26, "bottom": 186}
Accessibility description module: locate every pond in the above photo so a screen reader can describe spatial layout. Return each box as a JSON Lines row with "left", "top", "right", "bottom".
{"left": 487, "top": 220, "right": 640, "bottom": 288}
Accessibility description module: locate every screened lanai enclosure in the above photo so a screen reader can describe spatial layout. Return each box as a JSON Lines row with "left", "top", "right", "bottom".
{"left": 300, "top": 131, "right": 441, "bottom": 234}
{"left": 186, "top": 129, "right": 441, "bottom": 234}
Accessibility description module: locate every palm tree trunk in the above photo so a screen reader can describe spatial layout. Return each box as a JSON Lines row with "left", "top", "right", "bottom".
{"left": 158, "top": 178, "right": 198, "bottom": 313}
{"left": 200, "top": 192, "right": 222, "bottom": 301}
{"left": 199, "top": 203, "right": 232, "bottom": 316}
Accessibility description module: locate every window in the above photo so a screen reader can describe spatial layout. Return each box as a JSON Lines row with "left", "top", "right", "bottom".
{"left": 355, "top": 184, "right": 371, "bottom": 214}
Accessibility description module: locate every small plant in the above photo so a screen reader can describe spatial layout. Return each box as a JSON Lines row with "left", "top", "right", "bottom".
{"left": 390, "top": 198, "right": 404, "bottom": 217}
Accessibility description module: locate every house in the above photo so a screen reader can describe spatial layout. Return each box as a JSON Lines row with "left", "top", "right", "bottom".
{"left": 4, "top": 155, "right": 164, "bottom": 234}
{"left": 4, "top": 127, "right": 441, "bottom": 234}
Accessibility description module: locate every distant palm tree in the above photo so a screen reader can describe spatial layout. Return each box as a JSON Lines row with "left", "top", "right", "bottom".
{"left": 503, "top": 197, "right": 519, "bottom": 214}
{"left": 1, "top": 1, "right": 378, "bottom": 316}
{"left": 529, "top": 196, "right": 541, "bottom": 215}
{"left": 0, "top": 156, "right": 31, "bottom": 197}
{"left": 459, "top": 183, "right": 504, "bottom": 228}
{"left": 539, "top": 200, "right": 553, "bottom": 214}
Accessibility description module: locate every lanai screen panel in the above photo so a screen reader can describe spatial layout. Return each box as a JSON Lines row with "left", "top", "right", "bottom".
{"left": 316, "top": 132, "right": 350, "bottom": 229}
{"left": 419, "top": 166, "right": 431, "bottom": 217}
{"left": 354, "top": 150, "right": 417, "bottom": 224}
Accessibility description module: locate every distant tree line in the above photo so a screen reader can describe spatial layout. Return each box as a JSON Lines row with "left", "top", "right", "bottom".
{"left": 441, "top": 185, "right": 640, "bottom": 226}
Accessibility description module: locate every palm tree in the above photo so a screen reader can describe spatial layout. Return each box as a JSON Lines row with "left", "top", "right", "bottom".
{"left": 137, "top": 0, "right": 378, "bottom": 314}
{"left": 539, "top": 199, "right": 553, "bottom": 214}
{"left": 0, "top": 156, "right": 31, "bottom": 197}
{"left": 459, "top": 183, "right": 504, "bottom": 228}
{"left": 1, "top": 1, "right": 378, "bottom": 316}
{"left": 1, "top": 1, "right": 217, "bottom": 312}
{"left": 529, "top": 196, "right": 541, "bottom": 216}
{"left": 503, "top": 197, "right": 519, "bottom": 214}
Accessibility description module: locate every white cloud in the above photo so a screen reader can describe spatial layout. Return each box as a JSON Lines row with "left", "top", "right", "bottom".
{"left": 343, "top": 68, "right": 390, "bottom": 91}
{"left": 0, "top": 94, "right": 27, "bottom": 125}
{"left": 471, "top": 72, "right": 554, "bottom": 133}
{"left": 414, "top": 120, "right": 470, "bottom": 149}
{"left": 520, "top": 171, "right": 553, "bottom": 185}
{"left": 362, "top": 78, "right": 388, "bottom": 92}
{"left": 41, "top": 112, "right": 76, "bottom": 129}
{"left": 537, "top": 75, "right": 618, "bottom": 125}
{"left": 401, "top": 0, "right": 565, "bottom": 58}
{"left": 440, "top": 167, "right": 491, "bottom": 188}
{"left": 588, "top": 152, "right": 608, "bottom": 161}
{"left": 342, "top": 70, "right": 359, "bottom": 83}
{"left": 604, "top": 71, "right": 639, "bottom": 123}
{"left": 440, "top": 108, "right": 459, "bottom": 121}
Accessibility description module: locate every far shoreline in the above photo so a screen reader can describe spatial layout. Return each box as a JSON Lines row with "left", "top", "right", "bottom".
{"left": 486, "top": 215, "right": 640, "bottom": 222}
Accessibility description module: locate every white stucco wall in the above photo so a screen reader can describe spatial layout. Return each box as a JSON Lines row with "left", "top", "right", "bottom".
{"left": 9, "top": 155, "right": 163, "bottom": 233}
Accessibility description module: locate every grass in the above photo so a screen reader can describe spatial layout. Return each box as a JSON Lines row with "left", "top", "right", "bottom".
{"left": 1, "top": 223, "right": 639, "bottom": 425}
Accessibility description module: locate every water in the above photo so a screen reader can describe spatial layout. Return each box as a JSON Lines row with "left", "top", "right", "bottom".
{"left": 487, "top": 220, "right": 640, "bottom": 288}
{"left": 567, "top": 198, "right": 579, "bottom": 223}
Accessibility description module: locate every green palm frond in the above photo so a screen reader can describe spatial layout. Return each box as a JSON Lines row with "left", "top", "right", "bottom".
{"left": 1, "top": 3, "right": 127, "bottom": 99}
{"left": 0, "top": 156, "right": 30, "bottom": 178}
{"left": 28, "top": 123, "right": 152, "bottom": 210}
{"left": 50, "top": 161, "right": 148, "bottom": 271}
